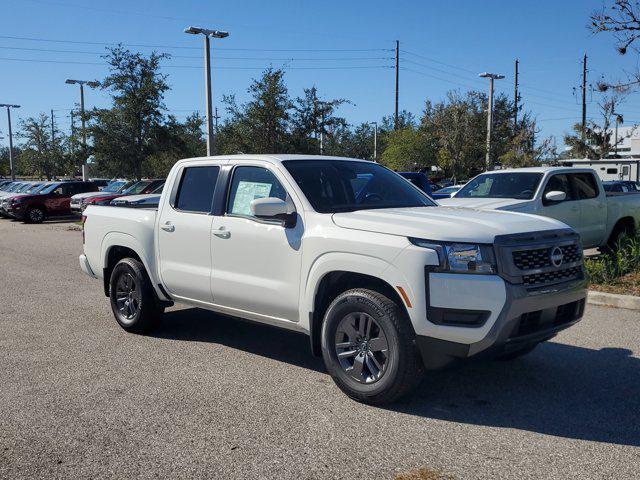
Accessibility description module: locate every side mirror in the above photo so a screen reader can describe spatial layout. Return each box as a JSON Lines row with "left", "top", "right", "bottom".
{"left": 544, "top": 190, "right": 567, "bottom": 204}
{"left": 250, "top": 197, "right": 296, "bottom": 227}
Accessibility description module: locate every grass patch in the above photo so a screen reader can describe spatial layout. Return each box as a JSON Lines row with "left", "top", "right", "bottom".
{"left": 585, "top": 234, "right": 640, "bottom": 296}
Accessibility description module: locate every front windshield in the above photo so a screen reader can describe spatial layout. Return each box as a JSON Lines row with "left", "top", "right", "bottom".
{"left": 40, "top": 183, "right": 61, "bottom": 194}
{"left": 102, "top": 181, "right": 127, "bottom": 193}
{"left": 455, "top": 173, "right": 543, "bottom": 200}
{"left": 122, "top": 181, "right": 152, "bottom": 195}
{"left": 283, "top": 160, "right": 436, "bottom": 213}
{"left": 16, "top": 183, "right": 33, "bottom": 193}
{"left": 25, "top": 183, "right": 44, "bottom": 193}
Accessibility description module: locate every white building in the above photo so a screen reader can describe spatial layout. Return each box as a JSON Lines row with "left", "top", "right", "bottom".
{"left": 611, "top": 125, "right": 640, "bottom": 158}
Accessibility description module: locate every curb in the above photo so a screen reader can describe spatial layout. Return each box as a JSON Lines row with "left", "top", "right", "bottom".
{"left": 588, "top": 290, "right": 640, "bottom": 311}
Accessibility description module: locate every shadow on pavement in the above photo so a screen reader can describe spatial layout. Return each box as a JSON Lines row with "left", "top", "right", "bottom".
{"left": 155, "top": 307, "right": 640, "bottom": 446}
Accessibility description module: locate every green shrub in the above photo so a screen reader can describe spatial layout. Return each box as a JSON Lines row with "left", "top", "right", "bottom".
{"left": 585, "top": 234, "right": 640, "bottom": 285}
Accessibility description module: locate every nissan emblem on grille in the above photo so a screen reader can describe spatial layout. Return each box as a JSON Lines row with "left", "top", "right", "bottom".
{"left": 550, "top": 246, "right": 564, "bottom": 267}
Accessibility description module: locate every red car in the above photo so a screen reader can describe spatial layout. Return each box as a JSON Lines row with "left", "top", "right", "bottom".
{"left": 79, "top": 179, "right": 165, "bottom": 211}
{"left": 7, "top": 181, "right": 98, "bottom": 223}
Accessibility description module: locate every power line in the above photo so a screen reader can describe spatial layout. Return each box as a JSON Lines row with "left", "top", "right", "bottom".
{"left": 400, "top": 49, "right": 478, "bottom": 75}
{"left": 401, "top": 67, "right": 479, "bottom": 90}
{"left": 0, "top": 45, "right": 393, "bottom": 61}
{"left": 0, "top": 56, "right": 392, "bottom": 70}
{"left": 403, "top": 58, "right": 485, "bottom": 85}
{"left": 0, "top": 35, "right": 391, "bottom": 52}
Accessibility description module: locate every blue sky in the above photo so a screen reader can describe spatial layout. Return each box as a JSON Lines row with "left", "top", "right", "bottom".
{"left": 0, "top": 0, "right": 638, "bottom": 150}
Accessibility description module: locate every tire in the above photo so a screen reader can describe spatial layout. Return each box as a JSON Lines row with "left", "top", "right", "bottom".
{"left": 495, "top": 343, "right": 538, "bottom": 361}
{"left": 109, "top": 258, "right": 163, "bottom": 333}
{"left": 321, "top": 288, "right": 424, "bottom": 405}
{"left": 25, "top": 206, "right": 45, "bottom": 224}
{"left": 605, "top": 222, "right": 634, "bottom": 252}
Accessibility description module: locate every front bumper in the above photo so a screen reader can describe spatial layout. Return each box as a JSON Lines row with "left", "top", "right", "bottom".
{"left": 415, "top": 277, "right": 587, "bottom": 369}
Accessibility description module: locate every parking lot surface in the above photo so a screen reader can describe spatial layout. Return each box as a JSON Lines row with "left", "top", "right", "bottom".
{"left": 1, "top": 219, "right": 639, "bottom": 479}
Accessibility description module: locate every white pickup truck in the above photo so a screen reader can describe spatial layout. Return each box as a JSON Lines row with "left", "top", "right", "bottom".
{"left": 439, "top": 167, "right": 640, "bottom": 249}
{"left": 80, "top": 155, "right": 587, "bottom": 404}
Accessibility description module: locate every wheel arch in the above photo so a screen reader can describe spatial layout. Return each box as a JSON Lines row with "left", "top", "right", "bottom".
{"left": 607, "top": 216, "right": 637, "bottom": 245}
{"left": 308, "top": 268, "right": 412, "bottom": 357}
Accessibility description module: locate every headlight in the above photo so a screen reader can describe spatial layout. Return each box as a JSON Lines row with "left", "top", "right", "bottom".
{"left": 409, "top": 238, "right": 496, "bottom": 274}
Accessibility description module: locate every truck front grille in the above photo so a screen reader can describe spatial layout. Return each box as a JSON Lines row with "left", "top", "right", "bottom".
{"left": 512, "top": 244, "right": 581, "bottom": 270}
{"left": 522, "top": 266, "right": 583, "bottom": 286}
{"left": 494, "top": 229, "right": 585, "bottom": 288}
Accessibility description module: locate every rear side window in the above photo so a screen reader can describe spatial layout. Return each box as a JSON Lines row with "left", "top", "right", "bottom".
{"left": 227, "top": 166, "right": 287, "bottom": 216}
{"left": 571, "top": 173, "right": 599, "bottom": 199}
{"left": 174, "top": 166, "right": 220, "bottom": 213}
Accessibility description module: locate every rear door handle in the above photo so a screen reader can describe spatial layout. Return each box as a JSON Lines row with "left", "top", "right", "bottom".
{"left": 213, "top": 226, "right": 230, "bottom": 239}
{"left": 161, "top": 222, "right": 175, "bottom": 232}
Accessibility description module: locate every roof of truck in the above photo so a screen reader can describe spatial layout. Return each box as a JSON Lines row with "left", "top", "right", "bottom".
{"left": 178, "top": 154, "right": 374, "bottom": 165}
{"left": 478, "top": 166, "right": 594, "bottom": 175}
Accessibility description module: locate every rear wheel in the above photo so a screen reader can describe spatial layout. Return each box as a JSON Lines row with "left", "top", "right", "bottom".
{"left": 321, "top": 288, "right": 424, "bottom": 404}
{"left": 109, "top": 258, "right": 163, "bottom": 333}
{"left": 605, "top": 221, "right": 635, "bottom": 252}
{"left": 25, "top": 207, "right": 45, "bottom": 224}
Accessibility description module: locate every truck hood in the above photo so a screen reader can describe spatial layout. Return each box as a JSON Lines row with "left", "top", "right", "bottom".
{"left": 436, "top": 197, "right": 532, "bottom": 210}
{"left": 332, "top": 206, "right": 567, "bottom": 244}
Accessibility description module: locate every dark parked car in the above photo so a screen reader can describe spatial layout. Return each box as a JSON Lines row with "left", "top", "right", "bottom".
{"left": 6, "top": 181, "right": 98, "bottom": 223}
{"left": 398, "top": 172, "right": 434, "bottom": 196}
{"left": 603, "top": 180, "right": 640, "bottom": 193}
{"left": 79, "top": 179, "right": 165, "bottom": 210}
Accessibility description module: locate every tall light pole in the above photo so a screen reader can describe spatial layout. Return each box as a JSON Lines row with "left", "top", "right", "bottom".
{"left": 612, "top": 111, "right": 623, "bottom": 158}
{"left": 65, "top": 79, "right": 99, "bottom": 180}
{"left": 0, "top": 104, "right": 20, "bottom": 180}
{"left": 371, "top": 121, "right": 378, "bottom": 161}
{"left": 479, "top": 72, "right": 505, "bottom": 170}
{"left": 184, "top": 26, "right": 229, "bottom": 156}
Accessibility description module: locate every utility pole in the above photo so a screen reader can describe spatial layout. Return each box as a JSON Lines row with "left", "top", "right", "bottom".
{"left": 213, "top": 107, "right": 220, "bottom": 132}
{"left": 184, "top": 26, "right": 229, "bottom": 156}
{"left": 513, "top": 59, "right": 519, "bottom": 129}
{"left": 581, "top": 53, "right": 587, "bottom": 141}
{"left": 479, "top": 72, "right": 505, "bottom": 170}
{"left": 65, "top": 79, "right": 99, "bottom": 180}
{"left": 0, "top": 104, "right": 20, "bottom": 181}
{"left": 50, "top": 109, "right": 55, "bottom": 148}
{"left": 319, "top": 112, "right": 324, "bottom": 155}
{"left": 394, "top": 40, "right": 400, "bottom": 130}
{"left": 70, "top": 110, "right": 75, "bottom": 155}
{"left": 371, "top": 121, "right": 378, "bottom": 161}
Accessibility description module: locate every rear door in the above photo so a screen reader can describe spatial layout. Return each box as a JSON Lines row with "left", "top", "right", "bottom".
{"left": 539, "top": 173, "right": 581, "bottom": 232}
{"left": 157, "top": 164, "right": 220, "bottom": 303}
{"left": 46, "top": 184, "right": 71, "bottom": 214}
{"left": 570, "top": 172, "right": 607, "bottom": 247}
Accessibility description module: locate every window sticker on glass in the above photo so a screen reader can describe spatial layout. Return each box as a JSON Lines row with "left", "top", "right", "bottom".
{"left": 231, "top": 181, "right": 273, "bottom": 215}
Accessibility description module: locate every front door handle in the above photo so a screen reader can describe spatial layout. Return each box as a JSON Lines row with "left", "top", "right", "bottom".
{"left": 161, "top": 222, "right": 175, "bottom": 232}
{"left": 213, "top": 226, "right": 231, "bottom": 239}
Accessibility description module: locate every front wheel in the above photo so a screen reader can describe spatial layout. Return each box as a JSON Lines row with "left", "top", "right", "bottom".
{"left": 321, "top": 288, "right": 424, "bottom": 405}
{"left": 25, "top": 207, "right": 45, "bottom": 224}
{"left": 109, "top": 258, "right": 163, "bottom": 333}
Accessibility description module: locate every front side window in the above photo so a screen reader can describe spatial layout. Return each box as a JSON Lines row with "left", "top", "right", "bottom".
{"left": 174, "top": 166, "right": 219, "bottom": 213}
{"left": 456, "top": 173, "right": 543, "bottom": 200}
{"left": 571, "top": 173, "right": 599, "bottom": 199}
{"left": 227, "top": 166, "right": 287, "bottom": 216}
{"left": 283, "top": 160, "right": 434, "bottom": 213}
{"left": 543, "top": 174, "right": 574, "bottom": 204}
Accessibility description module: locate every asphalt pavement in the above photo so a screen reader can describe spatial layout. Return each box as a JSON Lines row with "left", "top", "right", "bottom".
{"left": 0, "top": 219, "right": 639, "bottom": 479}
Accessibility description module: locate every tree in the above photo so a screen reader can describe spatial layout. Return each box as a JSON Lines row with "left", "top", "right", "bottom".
{"left": 290, "top": 86, "right": 349, "bottom": 154}
{"left": 591, "top": 1, "right": 640, "bottom": 91}
{"left": 19, "top": 113, "right": 68, "bottom": 179}
{"left": 90, "top": 46, "right": 169, "bottom": 179}
{"left": 380, "top": 127, "right": 434, "bottom": 171}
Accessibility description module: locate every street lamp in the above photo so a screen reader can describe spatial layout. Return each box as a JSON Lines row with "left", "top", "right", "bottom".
{"left": 0, "top": 103, "right": 20, "bottom": 180}
{"left": 184, "top": 26, "right": 229, "bottom": 156}
{"left": 479, "top": 72, "right": 505, "bottom": 170}
{"left": 612, "top": 111, "right": 623, "bottom": 158}
{"left": 371, "top": 121, "right": 378, "bottom": 161}
{"left": 65, "top": 79, "right": 99, "bottom": 180}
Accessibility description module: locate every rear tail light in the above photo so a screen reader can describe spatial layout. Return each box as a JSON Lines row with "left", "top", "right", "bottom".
{"left": 81, "top": 215, "right": 87, "bottom": 244}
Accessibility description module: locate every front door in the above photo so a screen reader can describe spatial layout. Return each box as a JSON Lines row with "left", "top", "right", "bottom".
{"left": 539, "top": 173, "right": 582, "bottom": 233}
{"left": 210, "top": 164, "right": 304, "bottom": 322}
{"left": 157, "top": 165, "right": 220, "bottom": 303}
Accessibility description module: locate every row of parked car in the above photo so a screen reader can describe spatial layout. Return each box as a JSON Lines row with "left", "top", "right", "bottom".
{"left": 0, "top": 178, "right": 165, "bottom": 223}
